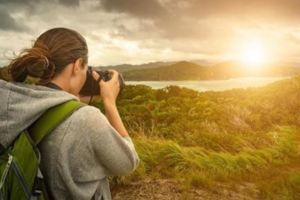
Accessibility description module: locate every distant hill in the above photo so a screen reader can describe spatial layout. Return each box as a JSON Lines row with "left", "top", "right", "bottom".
{"left": 95, "top": 61, "right": 175, "bottom": 73}
{"left": 121, "top": 61, "right": 300, "bottom": 81}
{"left": 2, "top": 60, "right": 300, "bottom": 82}
{"left": 123, "top": 61, "right": 211, "bottom": 81}
{"left": 190, "top": 59, "right": 221, "bottom": 66}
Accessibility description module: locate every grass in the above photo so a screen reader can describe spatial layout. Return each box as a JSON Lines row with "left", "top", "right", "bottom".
{"left": 104, "top": 77, "right": 300, "bottom": 199}
{"left": 2, "top": 64, "right": 300, "bottom": 199}
{"left": 110, "top": 126, "right": 300, "bottom": 199}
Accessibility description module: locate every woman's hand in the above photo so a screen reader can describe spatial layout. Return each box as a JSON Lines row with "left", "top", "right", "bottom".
{"left": 92, "top": 69, "right": 128, "bottom": 137}
{"left": 92, "top": 70, "right": 120, "bottom": 105}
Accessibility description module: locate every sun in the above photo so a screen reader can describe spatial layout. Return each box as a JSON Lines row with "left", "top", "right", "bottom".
{"left": 238, "top": 39, "right": 269, "bottom": 68}
{"left": 242, "top": 47, "right": 265, "bottom": 65}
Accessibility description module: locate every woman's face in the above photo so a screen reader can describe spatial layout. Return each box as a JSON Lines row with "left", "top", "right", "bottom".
{"left": 76, "top": 63, "right": 88, "bottom": 95}
{"left": 69, "top": 59, "right": 88, "bottom": 96}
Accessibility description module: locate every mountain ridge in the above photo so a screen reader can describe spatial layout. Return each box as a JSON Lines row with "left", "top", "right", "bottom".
{"left": 121, "top": 61, "right": 300, "bottom": 81}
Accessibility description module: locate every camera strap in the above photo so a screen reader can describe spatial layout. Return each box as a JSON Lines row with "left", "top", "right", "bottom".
{"left": 87, "top": 77, "right": 101, "bottom": 105}
{"left": 44, "top": 82, "right": 63, "bottom": 91}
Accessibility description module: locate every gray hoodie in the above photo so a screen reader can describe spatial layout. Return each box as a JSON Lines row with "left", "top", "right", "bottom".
{"left": 0, "top": 79, "right": 140, "bottom": 200}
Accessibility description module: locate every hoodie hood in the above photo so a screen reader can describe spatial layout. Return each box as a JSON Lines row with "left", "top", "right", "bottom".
{"left": 0, "top": 79, "right": 78, "bottom": 148}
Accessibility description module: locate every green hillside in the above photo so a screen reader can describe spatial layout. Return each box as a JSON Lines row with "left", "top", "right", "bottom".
{"left": 1, "top": 66, "right": 300, "bottom": 199}
{"left": 95, "top": 76, "right": 300, "bottom": 199}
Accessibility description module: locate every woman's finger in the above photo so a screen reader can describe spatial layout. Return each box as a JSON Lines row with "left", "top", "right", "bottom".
{"left": 108, "top": 70, "right": 119, "bottom": 81}
{"left": 92, "top": 71, "right": 100, "bottom": 81}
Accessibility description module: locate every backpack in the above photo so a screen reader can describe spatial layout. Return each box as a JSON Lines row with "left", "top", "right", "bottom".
{"left": 0, "top": 100, "right": 85, "bottom": 200}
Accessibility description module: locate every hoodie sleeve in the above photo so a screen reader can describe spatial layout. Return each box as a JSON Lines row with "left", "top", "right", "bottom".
{"left": 61, "top": 105, "right": 140, "bottom": 182}
{"left": 87, "top": 106, "right": 140, "bottom": 176}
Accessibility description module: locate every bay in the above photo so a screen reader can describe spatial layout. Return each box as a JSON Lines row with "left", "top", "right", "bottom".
{"left": 126, "top": 77, "right": 290, "bottom": 92}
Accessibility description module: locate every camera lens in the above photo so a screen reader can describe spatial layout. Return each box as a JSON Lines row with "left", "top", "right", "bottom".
{"left": 79, "top": 67, "right": 125, "bottom": 97}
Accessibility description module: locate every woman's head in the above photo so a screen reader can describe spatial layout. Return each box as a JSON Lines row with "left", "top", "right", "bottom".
{"left": 8, "top": 27, "right": 88, "bottom": 95}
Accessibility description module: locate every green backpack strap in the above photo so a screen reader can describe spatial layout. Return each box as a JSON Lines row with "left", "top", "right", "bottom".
{"left": 28, "top": 100, "right": 85, "bottom": 145}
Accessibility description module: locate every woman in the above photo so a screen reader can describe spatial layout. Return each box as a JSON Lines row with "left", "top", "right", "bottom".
{"left": 0, "top": 27, "right": 139, "bottom": 199}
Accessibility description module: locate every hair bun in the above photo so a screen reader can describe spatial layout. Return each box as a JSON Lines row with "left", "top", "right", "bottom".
{"left": 8, "top": 27, "right": 87, "bottom": 83}
{"left": 26, "top": 54, "right": 49, "bottom": 78}
{"left": 23, "top": 46, "right": 56, "bottom": 84}
{"left": 7, "top": 46, "right": 54, "bottom": 82}
{"left": 42, "top": 55, "right": 49, "bottom": 70}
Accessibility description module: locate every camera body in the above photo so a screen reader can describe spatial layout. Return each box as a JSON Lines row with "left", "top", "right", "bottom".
{"left": 79, "top": 66, "right": 125, "bottom": 96}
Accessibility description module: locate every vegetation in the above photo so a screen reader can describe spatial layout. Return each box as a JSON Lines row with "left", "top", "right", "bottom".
{"left": 1, "top": 66, "right": 300, "bottom": 199}
{"left": 94, "top": 76, "right": 300, "bottom": 199}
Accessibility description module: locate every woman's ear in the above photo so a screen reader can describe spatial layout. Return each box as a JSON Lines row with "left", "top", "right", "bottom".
{"left": 72, "top": 58, "right": 84, "bottom": 75}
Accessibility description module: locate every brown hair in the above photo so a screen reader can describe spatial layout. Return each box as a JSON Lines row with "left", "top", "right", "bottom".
{"left": 8, "top": 27, "right": 88, "bottom": 85}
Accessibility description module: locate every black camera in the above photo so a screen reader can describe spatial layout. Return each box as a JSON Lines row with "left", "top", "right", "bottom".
{"left": 79, "top": 66, "right": 125, "bottom": 96}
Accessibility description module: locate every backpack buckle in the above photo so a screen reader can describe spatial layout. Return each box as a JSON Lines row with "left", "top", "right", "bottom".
{"left": 32, "top": 169, "right": 44, "bottom": 196}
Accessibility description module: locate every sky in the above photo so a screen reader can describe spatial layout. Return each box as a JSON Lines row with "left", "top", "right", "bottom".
{"left": 0, "top": 0, "right": 300, "bottom": 66}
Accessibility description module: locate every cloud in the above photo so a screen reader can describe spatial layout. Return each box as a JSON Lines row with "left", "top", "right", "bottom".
{"left": 0, "top": 0, "right": 80, "bottom": 10}
{"left": 100, "top": 0, "right": 166, "bottom": 19}
{"left": 0, "top": 0, "right": 35, "bottom": 4}
{"left": 58, "top": 0, "right": 80, "bottom": 7}
{"left": 0, "top": 8, "right": 28, "bottom": 31}
{"left": 99, "top": 0, "right": 300, "bottom": 21}
{"left": 99, "top": 0, "right": 300, "bottom": 34}
{"left": 0, "top": 0, "right": 300, "bottom": 65}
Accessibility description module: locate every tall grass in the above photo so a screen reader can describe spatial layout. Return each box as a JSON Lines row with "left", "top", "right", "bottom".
{"left": 112, "top": 126, "right": 299, "bottom": 198}
{"left": 105, "top": 77, "right": 300, "bottom": 199}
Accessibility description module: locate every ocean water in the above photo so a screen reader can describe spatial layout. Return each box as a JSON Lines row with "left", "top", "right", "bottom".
{"left": 126, "top": 77, "right": 290, "bottom": 92}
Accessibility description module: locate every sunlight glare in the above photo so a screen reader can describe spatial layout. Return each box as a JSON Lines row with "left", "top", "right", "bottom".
{"left": 239, "top": 39, "right": 269, "bottom": 68}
